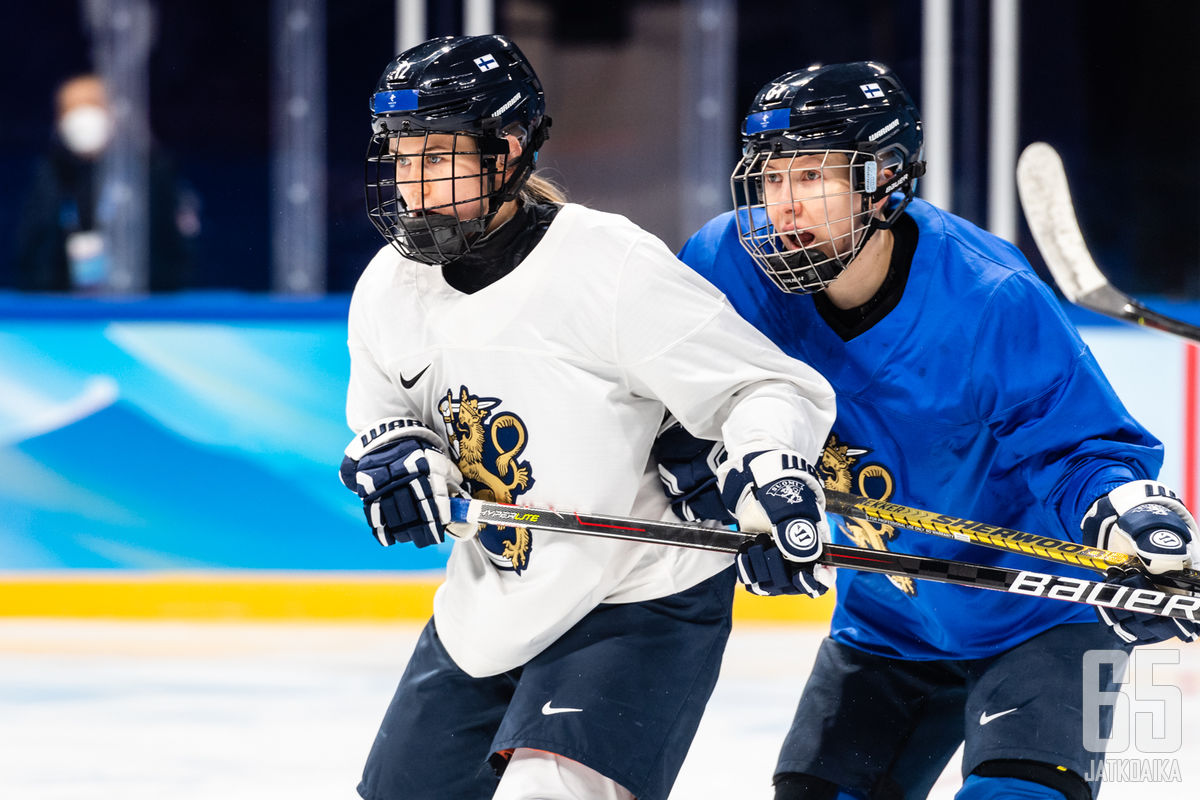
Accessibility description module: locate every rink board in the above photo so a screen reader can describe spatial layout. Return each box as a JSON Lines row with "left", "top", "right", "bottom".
{"left": 0, "top": 571, "right": 836, "bottom": 623}
{"left": 0, "top": 293, "right": 1194, "bottom": 622}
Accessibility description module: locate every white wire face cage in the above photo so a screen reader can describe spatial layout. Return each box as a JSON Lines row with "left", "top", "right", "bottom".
{"left": 731, "top": 148, "right": 881, "bottom": 294}
{"left": 365, "top": 130, "right": 509, "bottom": 265}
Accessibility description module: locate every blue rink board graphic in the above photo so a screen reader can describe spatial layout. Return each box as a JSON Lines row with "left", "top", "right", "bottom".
{"left": 0, "top": 295, "right": 1195, "bottom": 572}
{"left": 0, "top": 311, "right": 451, "bottom": 571}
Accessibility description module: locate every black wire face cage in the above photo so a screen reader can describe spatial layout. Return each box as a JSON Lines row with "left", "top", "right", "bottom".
{"left": 366, "top": 130, "right": 509, "bottom": 266}
{"left": 731, "top": 148, "right": 881, "bottom": 295}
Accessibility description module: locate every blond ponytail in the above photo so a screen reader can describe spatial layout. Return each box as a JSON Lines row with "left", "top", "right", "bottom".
{"left": 520, "top": 173, "right": 567, "bottom": 205}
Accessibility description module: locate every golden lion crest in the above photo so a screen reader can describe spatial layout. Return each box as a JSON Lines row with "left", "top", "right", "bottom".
{"left": 440, "top": 387, "right": 534, "bottom": 573}
{"left": 820, "top": 433, "right": 915, "bottom": 596}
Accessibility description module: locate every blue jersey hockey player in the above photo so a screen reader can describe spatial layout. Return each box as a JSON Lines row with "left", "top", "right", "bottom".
{"left": 654, "top": 61, "right": 1200, "bottom": 800}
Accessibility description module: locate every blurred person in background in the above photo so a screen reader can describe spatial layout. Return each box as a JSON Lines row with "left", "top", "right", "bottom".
{"left": 13, "top": 73, "right": 199, "bottom": 293}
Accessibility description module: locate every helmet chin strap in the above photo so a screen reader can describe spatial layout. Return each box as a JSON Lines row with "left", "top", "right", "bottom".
{"left": 846, "top": 192, "right": 884, "bottom": 260}
{"left": 492, "top": 137, "right": 538, "bottom": 205}
{"left": 477, "top": 155, "right": 522, "bottom": 239}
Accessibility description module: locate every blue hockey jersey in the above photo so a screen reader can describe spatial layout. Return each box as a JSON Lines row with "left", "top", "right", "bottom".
{"left": 678, "top": 198, "right": 1163, "bottom": 659}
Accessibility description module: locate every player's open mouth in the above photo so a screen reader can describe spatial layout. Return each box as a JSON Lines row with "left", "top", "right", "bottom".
{"left": 778, "top": 230, "right": 815, "bottom": 250}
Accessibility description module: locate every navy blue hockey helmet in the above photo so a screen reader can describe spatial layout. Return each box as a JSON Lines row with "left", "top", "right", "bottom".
{"left": 365, "top": 35, "right": 551, "bottom": 265}
{"left": 732, "top": 61, "right": 925, "bottom": 294}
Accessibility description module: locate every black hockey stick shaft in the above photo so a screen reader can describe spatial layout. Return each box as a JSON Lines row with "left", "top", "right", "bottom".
{"left": 1016, "top": 142, "right": 1200, "bottom": 343}
{"left": 823, "top": 489, "right": 1200, "bottom": 591}
{"left": 1083, "top": 286, "right": 1200, "bottom": 342}
{"left": 450, "top": 498, "right": 1200, "bottom": 621}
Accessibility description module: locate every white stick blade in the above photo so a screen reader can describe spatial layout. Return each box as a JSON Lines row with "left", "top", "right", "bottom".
{"left": 1016, "top": 142, "right": 1109, "bottom": 301}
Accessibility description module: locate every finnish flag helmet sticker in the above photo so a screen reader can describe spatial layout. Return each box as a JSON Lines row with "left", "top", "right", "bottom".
{"left": 860, "top": 82, "right": 884, "bottom": 99}
{"left": 475, "top": 54, "right": 499, "bottom": 72}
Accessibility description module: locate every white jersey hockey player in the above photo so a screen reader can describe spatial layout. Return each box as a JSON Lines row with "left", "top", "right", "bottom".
{"left": 338, "top": 34, "right": 835, "bottom": 800}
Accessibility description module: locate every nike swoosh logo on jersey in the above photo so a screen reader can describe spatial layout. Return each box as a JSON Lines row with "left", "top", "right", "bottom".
{"left": 399, "top": 365, "right": 430, "bottom": 389}
{"left": 541, "top": 701, "right": 583, "bottom": 716}
{"left": 979, "top": 708, "right": 1018, "bottom": 725}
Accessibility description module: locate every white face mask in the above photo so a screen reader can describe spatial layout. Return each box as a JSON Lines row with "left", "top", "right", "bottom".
{"left": 58, "top": 105, "right": 114, "bottom": 156}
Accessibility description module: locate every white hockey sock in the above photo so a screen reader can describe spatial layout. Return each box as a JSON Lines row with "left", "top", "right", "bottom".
{"left": 492, "top": 748, "right": 635, "bottom": 800}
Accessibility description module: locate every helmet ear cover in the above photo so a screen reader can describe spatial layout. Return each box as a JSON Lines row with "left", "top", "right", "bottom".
{"left": 870, "top": 146, "right": 926, "bottom": 225}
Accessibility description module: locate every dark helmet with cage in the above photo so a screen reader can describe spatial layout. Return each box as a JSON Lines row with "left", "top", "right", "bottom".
{"left": 365, "top": 35, "right": 551, "bottom": 265}
{"left": 731, "top": 61, "right": 925, "bottom": 294}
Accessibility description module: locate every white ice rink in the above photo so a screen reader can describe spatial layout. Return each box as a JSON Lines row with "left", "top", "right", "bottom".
{"left": 1, "top": 620, "right": 1196, "bottom": 799}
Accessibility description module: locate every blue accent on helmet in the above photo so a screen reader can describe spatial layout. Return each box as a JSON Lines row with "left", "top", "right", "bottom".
{"left": 372, "top": 89, "right": 419, "bottom": 114}
{"left": 743, "top": 108, "right": 791, "bottom": 136}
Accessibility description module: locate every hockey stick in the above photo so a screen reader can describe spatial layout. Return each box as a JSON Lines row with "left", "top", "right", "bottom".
{"left": 823, "top": 489, "right": 1200, "bottom": 592}
{"left": 1016, "top": 141, "right": 1200, "bottom": 343}
{"left": 450, "top": 498, "right": 1200, "bottom": 622}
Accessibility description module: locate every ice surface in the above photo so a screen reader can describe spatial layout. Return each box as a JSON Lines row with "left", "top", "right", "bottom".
{"left": 0, "top": 620, "right": 1194, "bottom": 798}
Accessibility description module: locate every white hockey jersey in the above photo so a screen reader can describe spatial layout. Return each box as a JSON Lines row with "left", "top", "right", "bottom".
{"left": 346, "top": 203, "right": 834, "bottom": 677}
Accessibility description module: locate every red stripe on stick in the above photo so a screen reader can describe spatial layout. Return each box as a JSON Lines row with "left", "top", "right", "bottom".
{"left": 574, "top": 513, "right": 647, "bottom": 533}
{"left": 832, "top": 552, "right": 895, "bottom": 565}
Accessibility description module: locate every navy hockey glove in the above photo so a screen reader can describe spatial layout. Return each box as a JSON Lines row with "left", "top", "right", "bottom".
{"left": 1081, "top": 480, "right": 1198, "bottom": 575}
{"left": 651, "top": 418, "right": 734, "bottom": 524}
{"left": 719, "top": 449, "right": 831, "bottom": 565}
{"left": 340, "top": 417, "right": 465, "bottom": 548}
{"left": 736, "top": 533, "right": 834, "bottom": 598}
{"left": 1096, "top": 568, "right": 1200, "bottom": 645}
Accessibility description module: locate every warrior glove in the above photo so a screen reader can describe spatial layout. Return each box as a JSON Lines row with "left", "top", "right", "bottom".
{"left": 719, "top": 450, "right": 834, "bottom": 598}
{"left": 1081, "top": 479, "right": 1198, "bottom": 575}
{"left": 1082, "top": 479, "right": 1200, "bottom": 645}
{"left": 340, "top": 417, "right": 467, "bottom": 548}
{"left": 736, "top": 533, "right": 833, "bottom": 598}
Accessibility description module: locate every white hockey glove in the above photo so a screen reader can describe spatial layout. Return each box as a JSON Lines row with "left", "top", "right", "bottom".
{"left": 339, "top": 417, "right": 470, "bottom": 548}
{"left": 719, "top": 450, "right": 835, "bottom": 598}
{"left": 1080, "top": 479, "right": 1199, "bottom": 575}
